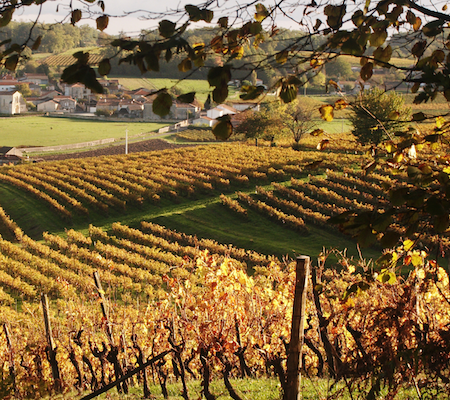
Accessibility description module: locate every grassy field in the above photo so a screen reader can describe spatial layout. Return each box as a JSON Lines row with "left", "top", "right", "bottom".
{"left": 118, "top": 77, "right": 239, "bottom": 104}
{"left": 0, "top": 116, "right": 168, "bottom": 147}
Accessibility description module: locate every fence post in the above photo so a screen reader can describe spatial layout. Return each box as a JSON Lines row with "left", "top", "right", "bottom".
{"left": 41, "top": 293, "right": 62, "bottom": 393}
{"left": 284, "top": 256, "right": 310, "bottom": 400}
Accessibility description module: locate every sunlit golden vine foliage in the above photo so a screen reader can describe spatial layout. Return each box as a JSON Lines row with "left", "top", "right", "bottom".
{"left": 0, "top": 144, "right": 365, "bottom": 220}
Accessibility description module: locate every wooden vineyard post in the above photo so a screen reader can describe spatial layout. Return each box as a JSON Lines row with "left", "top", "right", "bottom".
{"left": 284, "top": 256, "right": 310, "bottom": 400}
{"left": 41, "top": 293, "right": 62, "bottom": 393}
{"left": 3, "top": 323, "right": 17, "bottom": 395}
{"left": 93, "top": 271, "right": 128, "bottom": 394}
{"left": 93, "top": 271, "right": 114, "bottom": 344}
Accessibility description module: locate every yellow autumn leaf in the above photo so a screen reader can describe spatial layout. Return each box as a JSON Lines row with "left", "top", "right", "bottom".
{"left": 436, "top": 115, "right": 446, "bottom": 128}
{"left": 403, "top": 239, "right": 414, "bottom": 251}
{"left": 319, "top": 104, "right": 334, "bottom": 121}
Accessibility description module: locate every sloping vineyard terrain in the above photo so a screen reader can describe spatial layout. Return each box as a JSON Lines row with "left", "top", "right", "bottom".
{"left": 1, "top": 143, "right": 450, "bottom": 399}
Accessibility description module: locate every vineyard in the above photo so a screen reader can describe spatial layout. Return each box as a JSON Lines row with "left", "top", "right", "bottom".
{"left": 41, "top": 53, "right": 104, "bottom": 67}
{"left": 1, "top": 142, "right": 450, "bottom": 399}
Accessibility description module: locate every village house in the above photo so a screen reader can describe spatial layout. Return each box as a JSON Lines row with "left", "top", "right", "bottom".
{"left": 126, "top": 88, "right": 153, "bottom": 101}
{"left": 206, "top": 104, "right": 237, "bottom": 119}
{"left": 117, "top": 100, "right": 144, "bottom": 118}
{"left": 143, "top": 100, "right": 200, "bottom": 121}
{"left": 62, "top": 83, "right": 91, "bottom": 99}
{"left": 0, "top": 81, "right": 19, "bottom": 92}
{"left": 55, "top": 96, "right": 77, "bottom": 112}
{"left": 192, "top": 115, "right": 215, "bottom": 127}
{"left": 0, "top": 91, "right": 27, "bottom": 114}
{"left": 98, "top": 79, "right": 122, "bottom": 94}
{"left": 96, "top": 97, "right": 121, "bottom": 114}
{"left": 18, "top": 73, "right": 49, "bottom": 86}
{"left": 37, "top": 99, "right": 60, "bottom": 113}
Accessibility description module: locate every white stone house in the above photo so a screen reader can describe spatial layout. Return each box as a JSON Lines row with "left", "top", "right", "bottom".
{"left": 206, "top": 104, "right": 237, "bottom": 119}
{"left": 37, "top": 99, "right": 60, "bottom": 113}
{"left": 192, "top": 115, "right": 215, "bottom": 127}
{"left": 63, "top": 83, "right": 91, "bottom": 99}
{"left": 0, "top": 91, "right": 27, "bottom": 114}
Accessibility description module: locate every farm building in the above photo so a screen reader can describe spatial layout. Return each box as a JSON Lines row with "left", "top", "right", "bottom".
{"left": 0, "top": 147, "right": 23, "bottom": 165}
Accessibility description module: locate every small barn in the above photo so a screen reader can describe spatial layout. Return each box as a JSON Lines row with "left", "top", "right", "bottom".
{"left": 0, "top": 147, "right": 23, "bottom": 165}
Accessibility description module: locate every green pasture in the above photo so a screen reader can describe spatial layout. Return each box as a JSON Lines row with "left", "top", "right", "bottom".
{"left": 118, "top": 77, "right": 238, "bottom": 104}
{"left": 0, "top": 116, "right": 168, "bottom": 147}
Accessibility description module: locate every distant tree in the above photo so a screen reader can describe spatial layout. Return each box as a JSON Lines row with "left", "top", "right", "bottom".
{"left": 326, "top": 58, "right": 353, "bottom": 80}
{"left": 281, "top": 100, "right": 318, "bottom": 148}
{"left": 349, "top": 88, "right": 411, "bottom": 146}
{"left": 234, "top": 105, "right": 283, "bottom": 141}
{"left": 16, "top": 83, "right": 31, "bottom": 98}
{"left": 309, "top": 71, "right": 326, "bottom": 89}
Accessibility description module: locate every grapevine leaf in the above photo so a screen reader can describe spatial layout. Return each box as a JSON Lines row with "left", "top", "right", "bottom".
{"left": 98, "top": 58, "right": 111, "bottom": 76}
{"left": 31, "top": 35, "right": 42, "bottom": 51}
{"left": 360, "top": 62, "right": 373, "bottom": 81}
{"left": 0, "top": 8, "right": 13, "bottom": 27}
{"left": 412, "top": 112, "right": 426, "bottom": 121}
{"left": 212, "top": 83, "right": 228, "bottom": 103}
{"left": 434, "top": 214, "right": 450, "bottom": 233}
{"left": 380, "top": 231, "right": 401, "bottom": 248}
{"left": 255, "top": 3, "right": 269, "bottom": 22}
{"left": 239, "top": 85, "right": 264, "bottom": 100}
{"left": 207, "top": 65, "right": 231, "bottom": 88}
{"left": 317, "top": 139, "right": 329, "bottom": 150}
{"left": 212, "top": 114, "right": 233, "bottom": 140}
{"left": 178, "top": 58, "right": 192, "bottom": 72}
{"left": 319, "top": 104, "right": 334, "bottom": 121}
{"left": 422, "top": 20, "right": 444, "bottom": 37}
{"left": 279, "top": 84, "right": 297, "bottom": 103}
{"left": 185, "top": 4, "right": 202, "bottom": 21}
{"left": 71, "top": 9, "right": 82, "bottom": 25}
{"left": 5, "top": 54, "right": 19, "bottom": 71}
{"left": 159, "top": 20, "right": 176, "bottom": 38}
{"left": 96, "top": 15, "right": 109, "bottom": 31}
{"left": 310, "top": 129, "right": 324, "bottom": 136}
{"left": 177, "top": 92, "right": 196, "bottom": 104}
{"left": 218, "top": 17, "right": 228, "bottom": 28}
{"left": 145, "top": 52, "right": 160, "bottom": 72}
{"left": 152, "top": 92, "right": 173, "bottom": 117}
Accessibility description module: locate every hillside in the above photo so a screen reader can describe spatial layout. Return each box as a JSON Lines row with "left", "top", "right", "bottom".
{"left": 1, "top": 138, "right": 449, "bottom": 399}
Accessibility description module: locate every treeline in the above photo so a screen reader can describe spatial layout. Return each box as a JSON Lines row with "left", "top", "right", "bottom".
{"left": 0, "top": 21, "right": 104, "bottom": 54}
{"left": 2, "top": 22, "right": 328, "bottom": 84}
